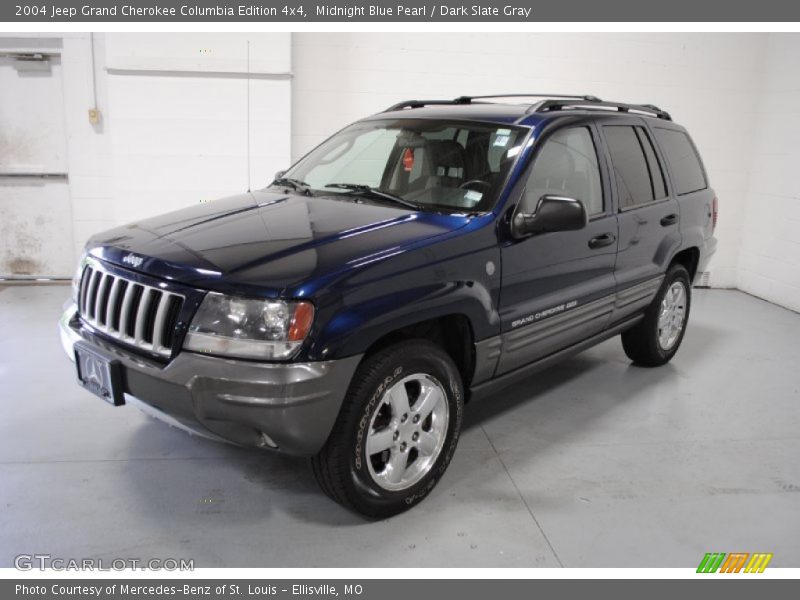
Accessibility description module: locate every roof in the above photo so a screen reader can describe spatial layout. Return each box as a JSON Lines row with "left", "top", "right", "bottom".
{"left": 372, "top": 102, "right": 541, "bottom": 126}
{"left": 367, "top": 95, "right": 673, "bottom": 128}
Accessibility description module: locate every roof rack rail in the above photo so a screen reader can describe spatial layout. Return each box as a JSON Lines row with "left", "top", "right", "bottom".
{"left": 383, "top": 93, "right": 600, "bottom": 113}
{"left": 383, "top": 99, "right": 469, "bottom": 112}
{"left": 453, "top": 93, "right": 602, "bottom": 103}
{"left": 383, "top": 94, "right": 672, "bottom": 121}
{"left": 531, "top": 98, "right": 672, "bottom": 121}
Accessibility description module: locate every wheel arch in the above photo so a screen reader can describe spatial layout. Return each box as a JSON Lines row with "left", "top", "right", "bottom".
{"left": 670, "top": 246, "right": 700, "bottom": 282}
{"left": 357, "top": 313, "right": 477, "bottom": 394}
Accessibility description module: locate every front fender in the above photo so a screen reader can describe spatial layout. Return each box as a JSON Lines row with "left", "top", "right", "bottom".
{"left": 305, "top": 227, "right": 502, "bottom": 360}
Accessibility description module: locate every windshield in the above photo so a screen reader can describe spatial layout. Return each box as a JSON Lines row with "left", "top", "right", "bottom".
{"left": 278, "top": 118, "right": 528, "bottom": 212}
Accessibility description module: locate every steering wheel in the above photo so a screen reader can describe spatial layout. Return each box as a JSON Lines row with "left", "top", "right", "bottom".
{"left": 458, "top": 179, "right": 492, "bottom": 192}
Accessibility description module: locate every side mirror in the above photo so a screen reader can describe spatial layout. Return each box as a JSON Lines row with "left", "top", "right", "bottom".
{"left": 274, "top": 170, "right": 286, "bottom": 180}
{"left": 513, "top": 195, "right": 587, "bottom": 238}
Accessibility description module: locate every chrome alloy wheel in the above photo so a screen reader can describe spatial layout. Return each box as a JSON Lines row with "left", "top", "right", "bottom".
{"left": 365, "top": 373, "right": 450, "bottom": 492}
{"left": 658, "top": 281, "right": 687, "bottom": 351}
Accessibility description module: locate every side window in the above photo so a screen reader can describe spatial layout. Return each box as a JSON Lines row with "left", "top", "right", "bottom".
{"left": 603, "top": 125, "right": 663, "bottom": 210}
{"left": 636, "top": 127, "right": 668, "bottom": 200}
{"left": 654, "top": 128, "right": 707, "bottom": 195}
{"left": 522, "top": 127, "right": 603, "bottom": 216}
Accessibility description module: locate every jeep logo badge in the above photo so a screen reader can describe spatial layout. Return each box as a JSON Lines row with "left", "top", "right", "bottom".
{"left": 122, "top": 253, "right": 144, "bottom": 268}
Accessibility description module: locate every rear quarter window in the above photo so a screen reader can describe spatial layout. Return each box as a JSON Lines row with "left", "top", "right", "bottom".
{"left": 653, "top": 128, "right": 707, "bottom": 195}
{"left": 603, "top": 125, "right": 656, "bottom": 210}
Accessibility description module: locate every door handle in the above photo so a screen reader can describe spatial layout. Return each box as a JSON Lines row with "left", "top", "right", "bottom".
{"left": 588, "top": 233, "right": 616, "bottom": 249}
{"left": 660, "top": 213, "right": 678, "bottom": 227}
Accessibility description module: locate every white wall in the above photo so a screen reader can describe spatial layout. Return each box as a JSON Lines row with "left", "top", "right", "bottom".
{"left": 737, "top": 35, "right": 800, "bottom": 312}
{"left": 3, "top": 32, "right": 798, "bottom": 312}
{"left": 0, "top": 32, "right": 292, "bottom": 271}
{"left": 0, "top": 34, "right": 95, "bottom": 275}
{"left": 103, "top": 33, "right": 291, "bottom": 226}
{"left": 292, "top": 33, "right": 770, "bottom": 290}
{"left": 0, "top": 38, "right": 75, "bottom": 277}
{"left": 61, "top": 33, "right": 115, "bottom": 264}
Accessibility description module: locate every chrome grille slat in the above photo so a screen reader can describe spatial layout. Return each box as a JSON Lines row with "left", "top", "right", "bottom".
{"left": 118, "top": 282, "right": 137, "bottom": 339}
{"left": 151, "top": 292, "right": 172, "bottom": 350}
{"left": 105, "top": 277, "right": 122, "bottom": 331}
{"left": 79, "top": 266, "right": 92, "bottom": 314}
{"left": 94, "top": 273, "right": 110, "bottom": 326}
{"left": 134, "top": 287, "right": 153, "bottom": 344}
{"left": 85, "top": 270, "right": 102, "bottom": 319}
{"left": 76, "top": 260, "right": 185, "bottom": 357}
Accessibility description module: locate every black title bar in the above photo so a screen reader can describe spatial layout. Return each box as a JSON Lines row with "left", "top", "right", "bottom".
{"left": 4, "top": 0, "right": 800, "bottom": 22}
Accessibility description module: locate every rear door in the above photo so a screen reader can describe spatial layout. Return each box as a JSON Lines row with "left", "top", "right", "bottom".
{"left": 651, "top": 125, "right": 716, "bottom": 265}
{"left": 497, "top": 122, "right": 618, "bottom": 375}
{"left": 596, "top": 117, "right": 681, "bottom": 321}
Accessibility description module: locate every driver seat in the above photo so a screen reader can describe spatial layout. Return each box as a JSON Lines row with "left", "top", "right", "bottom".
{"left": 425, "top": 140, "right": 466, "bottom": 188}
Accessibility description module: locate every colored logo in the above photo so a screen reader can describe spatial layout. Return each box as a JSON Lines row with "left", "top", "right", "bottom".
{"left": 697, "top": 552, "right": 773, "bottom": 573}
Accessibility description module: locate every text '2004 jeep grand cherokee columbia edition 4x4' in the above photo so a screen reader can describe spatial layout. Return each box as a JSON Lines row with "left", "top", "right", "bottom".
{"left": 60, "top": 94, "right": 717, "bottom": 518}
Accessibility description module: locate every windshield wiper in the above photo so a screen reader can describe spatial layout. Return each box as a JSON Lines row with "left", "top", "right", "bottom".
{"left": 325, "top": 183, "right": 420, "bottom": 210}
{"left": 272, "top": 177, "right": 313, "bottom": 196}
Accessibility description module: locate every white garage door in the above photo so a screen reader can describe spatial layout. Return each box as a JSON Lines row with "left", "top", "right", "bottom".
{"left": 0, "top": 52, "right": 75, "bottom": 278}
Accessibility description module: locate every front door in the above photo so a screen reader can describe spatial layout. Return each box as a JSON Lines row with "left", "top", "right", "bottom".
{"left": 497, "top": 123, "right": 618, "bottom": 375}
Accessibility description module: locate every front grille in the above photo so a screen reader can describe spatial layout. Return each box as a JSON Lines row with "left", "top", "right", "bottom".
{"left": 78, "top": 261, "right": 185, "bottom": 357}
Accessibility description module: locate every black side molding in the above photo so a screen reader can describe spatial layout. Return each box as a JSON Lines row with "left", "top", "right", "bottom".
{"left": 468, "top": 315, "right": 644, "bottom": 402}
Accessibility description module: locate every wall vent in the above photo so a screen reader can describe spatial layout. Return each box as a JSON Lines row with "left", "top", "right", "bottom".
{"left": 695, "top": 271, "right": 712, "bottom": 288}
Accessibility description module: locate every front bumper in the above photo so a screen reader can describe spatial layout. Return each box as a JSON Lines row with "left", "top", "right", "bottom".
{"left": 60, "top": 303, "right": 361, "bottom": 456}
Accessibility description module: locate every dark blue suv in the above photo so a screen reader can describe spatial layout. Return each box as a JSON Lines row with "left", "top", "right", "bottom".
{"left": 60, "top": 94, "right": 717, "bottom": 518}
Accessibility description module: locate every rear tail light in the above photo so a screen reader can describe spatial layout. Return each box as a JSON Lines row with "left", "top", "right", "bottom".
{"left": 711, "top": 196, "right": 718, "bottom": 233}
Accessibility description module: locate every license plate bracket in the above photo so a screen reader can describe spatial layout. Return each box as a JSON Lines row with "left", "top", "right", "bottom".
{"left": 74, "top": 343, "right": 125, "bottom": 406}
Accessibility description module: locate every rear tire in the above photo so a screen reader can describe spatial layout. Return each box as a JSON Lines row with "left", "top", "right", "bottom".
{"left": 621, "top": 264, "right": 691, "bottom": 367}
{"left": 311, "top": 340, "right": 464, "bottom": 519}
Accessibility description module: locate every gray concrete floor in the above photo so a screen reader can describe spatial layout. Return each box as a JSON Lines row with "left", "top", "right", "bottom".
{"left": 1, "top": 284, "right": 798, "bottom": 568}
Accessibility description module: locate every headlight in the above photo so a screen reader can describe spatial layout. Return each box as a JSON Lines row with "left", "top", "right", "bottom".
{"left": 183, "top": 292, "right": 314, "bottom": 360}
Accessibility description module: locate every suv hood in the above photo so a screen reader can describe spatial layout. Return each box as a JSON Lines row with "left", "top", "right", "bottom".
{"left": 87, "top": 190, "right": 473, "bottom": 296}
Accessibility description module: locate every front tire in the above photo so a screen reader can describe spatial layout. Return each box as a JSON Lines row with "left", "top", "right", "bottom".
{"left": 311, "top": 340, "right": 464, "bottom": 519}
{"left": 621, "top": 264, "right": 691, "bottom": 367}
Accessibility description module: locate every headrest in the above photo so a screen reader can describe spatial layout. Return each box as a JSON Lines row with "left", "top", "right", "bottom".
{"left": 427, "top": 140, "right": 466, "bottom": 169}
{"left": 534, "top": 142, "right": 574, "bottom": 181}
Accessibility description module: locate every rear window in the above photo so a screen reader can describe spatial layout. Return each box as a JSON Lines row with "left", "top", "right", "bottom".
{"left": 654, "top": 128, "right": 707, "bottom": 195}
